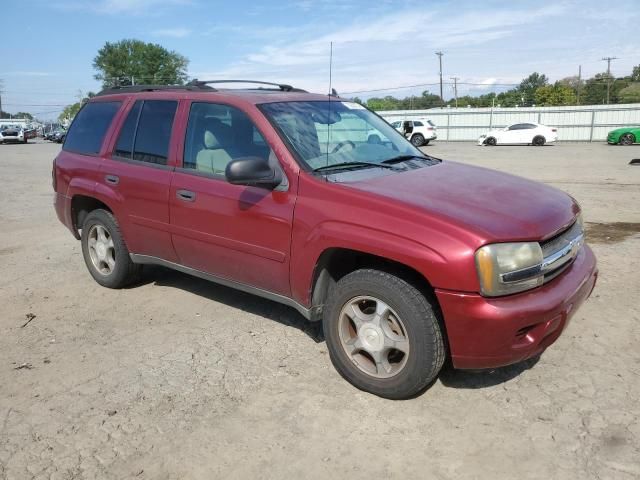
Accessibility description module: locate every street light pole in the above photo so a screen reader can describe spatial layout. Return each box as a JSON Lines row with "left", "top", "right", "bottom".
{"left": 435, "top": 51, "right": 444, "bottom": 106}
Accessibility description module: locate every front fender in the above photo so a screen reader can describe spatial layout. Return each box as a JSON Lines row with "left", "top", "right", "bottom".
{"left": 290, "top": 220, "right": 454, "bottom": 306}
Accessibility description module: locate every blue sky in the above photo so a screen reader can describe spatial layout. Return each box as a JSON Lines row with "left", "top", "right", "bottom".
{"left": 2, "top": 0, "right": 639, "bottom": 119}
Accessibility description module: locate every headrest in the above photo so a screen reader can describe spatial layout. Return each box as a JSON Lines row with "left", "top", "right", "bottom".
{"left": 204, "top": 130, "right": 220, "bottom": 149}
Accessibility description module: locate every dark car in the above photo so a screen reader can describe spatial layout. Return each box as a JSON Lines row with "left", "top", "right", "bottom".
{"left": 53, "top": 80, "right": 597, "bottom": 399}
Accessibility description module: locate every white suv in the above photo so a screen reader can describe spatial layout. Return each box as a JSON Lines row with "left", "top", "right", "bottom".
{"left": 389, "top": 119, "right": 437, "bottom": 146}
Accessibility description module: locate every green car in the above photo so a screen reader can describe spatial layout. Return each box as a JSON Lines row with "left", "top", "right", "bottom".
{"left": 607, "top": 127, "right": 640, "bottom": 145}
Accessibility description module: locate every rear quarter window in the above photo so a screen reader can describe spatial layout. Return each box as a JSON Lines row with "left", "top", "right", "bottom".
{"left": 63, "top": 101, "right": 121, "bottom": 155}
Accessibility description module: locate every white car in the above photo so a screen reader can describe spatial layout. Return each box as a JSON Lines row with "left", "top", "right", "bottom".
{"left": 478, "top": 122, "right": 558, "bottom": 146}
{"left": 390, "top": 119, "right": 437, "bottom": 146}
{"left": 0, "top": 125, "right": 27, "bottom": 144}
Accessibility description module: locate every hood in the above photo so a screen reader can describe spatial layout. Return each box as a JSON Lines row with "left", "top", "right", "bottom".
{"left": 346, "top": 161, "right": 579, "bottom": 243}
{"left": 610, "top": 127, "right": 636, "bottom": 135}
{"left": 481, "top": 129, "right": 505, "bottom": 137}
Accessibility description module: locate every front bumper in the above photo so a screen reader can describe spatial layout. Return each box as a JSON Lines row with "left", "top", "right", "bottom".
{"left": 436, "top": 245, "right": 597, "bottom": 369}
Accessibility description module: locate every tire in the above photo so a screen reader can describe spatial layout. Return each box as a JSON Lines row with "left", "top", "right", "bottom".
{"left": 532, "top": 135, "right": 546, "bottom": 146}
{"left": 410, "top": 133, "right": 425, "bottom": 147}
{"left": 323, "top": 269, "right": 445, "bottom": 399}
{"left": 81, "top": 209, "right": 141, "bottom": 288}
{"left": 485, "top": 136, "right": 497, "bottom": 146}
{"left": 423, "top": 139, "right": 430, "bottom": 145}
{"left": 620, "top": 133, "right": 635, "bottom": 146}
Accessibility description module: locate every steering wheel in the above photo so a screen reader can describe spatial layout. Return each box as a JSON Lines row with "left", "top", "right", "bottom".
{"left": 331, "top": 140, "right": 356, "bottom": 154}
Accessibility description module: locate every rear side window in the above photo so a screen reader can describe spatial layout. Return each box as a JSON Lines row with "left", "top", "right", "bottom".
{"left": 414, "top": 121, "right": 424, "bottom": 126}
{"left": 114, "top": 101, "right": 142, "bottom": 158}
{"left": 63, "top": 101, "right": 121, "bottom": 155}
{"left": 113, "top": 100, "right": 177, "bottom": 165}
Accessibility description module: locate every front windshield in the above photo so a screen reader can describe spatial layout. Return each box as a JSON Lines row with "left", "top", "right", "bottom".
{"left": 260, "top": 101, "right": 426, "bottom": 171}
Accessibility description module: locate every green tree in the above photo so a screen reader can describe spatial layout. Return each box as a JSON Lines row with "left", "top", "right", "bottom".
{"left": 517, "top": 72, "right": 548, "bottom": 102}
{"left": 631, "top": 65, "right": 640, "bottom": 82}
{"left": 93, "top": 39, "right": 189, "bottom": 88}
{"left": 534, "top": 83, "right": 577, "bottom": 106}
{"left": 583, "top": 73, "right": 629, "bottom": 104}
{"left": 618, "top": 83, "right": 640, "bottom": 103}
{"left": 58, "top": 92, "right": 96, "bottom": 123}
{"left": 14, "top": 112, "right": 34, "bottom": 120}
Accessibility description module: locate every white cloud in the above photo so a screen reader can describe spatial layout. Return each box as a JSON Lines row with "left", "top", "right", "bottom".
{"left": 152, "top": 27, "right": 192, "bottom": 38}
{"left": 210, "top": 4, "right": 569, "bottom": 95}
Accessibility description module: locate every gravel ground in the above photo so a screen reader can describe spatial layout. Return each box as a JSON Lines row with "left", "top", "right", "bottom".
{"left": 1, "top": 141, "right": 639, "bottom": 480}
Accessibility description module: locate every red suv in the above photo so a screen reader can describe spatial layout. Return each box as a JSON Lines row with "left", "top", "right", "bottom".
{"left": 53, "top": 80, "right": 597, "bottom": 399}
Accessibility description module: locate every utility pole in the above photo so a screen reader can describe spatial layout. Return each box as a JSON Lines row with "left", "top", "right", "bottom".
{"left": 0, "top": 78, "right": 4, "bottom": 119}
{"left": 577, "top": 65, "right": 582, "bottom": 105}
{"left": 450, "top": 76, "right": 459, "bottom": 108}
{"left": 601, "top": 56, "right": 618, "bottom": 104}
{"left": 435, "top": 51, "right": 444, "bottom": 106}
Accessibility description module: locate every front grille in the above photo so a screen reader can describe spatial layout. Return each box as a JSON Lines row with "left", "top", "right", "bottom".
{"left": 2, "top": 131, "right": 18, "bottom": 137}
{"left": 540, "top": 220, "right": 584, "bottom": 283}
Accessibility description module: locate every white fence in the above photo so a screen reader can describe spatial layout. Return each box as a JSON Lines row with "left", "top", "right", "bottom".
{"left": 378, "top": 103, "right": 640, "bottom": 141}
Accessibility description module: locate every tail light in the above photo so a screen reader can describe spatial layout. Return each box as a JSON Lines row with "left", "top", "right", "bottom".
{"left": 427, "top": 127, "right": 434, "bottom": 130}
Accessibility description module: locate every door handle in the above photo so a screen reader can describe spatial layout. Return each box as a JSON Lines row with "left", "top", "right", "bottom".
{"left": 105, "top": 174, "right": 119, "bottom": 185}
{"left": 176, "top": 189, "right": 196, "bottom": 202}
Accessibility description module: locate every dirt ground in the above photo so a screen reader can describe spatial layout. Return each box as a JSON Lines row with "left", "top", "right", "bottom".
{"left": 1, "top": 141, "right": 639, "bottom": 480}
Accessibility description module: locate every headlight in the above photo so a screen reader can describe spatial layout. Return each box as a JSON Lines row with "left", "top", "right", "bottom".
{"left": 475, "top": 242, "right": 544, "bottom": 296}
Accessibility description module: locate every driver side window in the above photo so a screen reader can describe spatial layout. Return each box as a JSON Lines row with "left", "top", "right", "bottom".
{"left": 183, "top": 102, "right": 274, "bottom": 177}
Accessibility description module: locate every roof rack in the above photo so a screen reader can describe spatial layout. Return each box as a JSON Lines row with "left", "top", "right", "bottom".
{"left": 187, "top": 79, "right": 306, "bottom": 92}
{"left": 95, "top": 84, "right": 215, "bottom": 97}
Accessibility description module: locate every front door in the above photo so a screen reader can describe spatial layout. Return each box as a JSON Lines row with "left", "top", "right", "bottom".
{"left": 169, "top": 101, "right": 295, "bottom": 296}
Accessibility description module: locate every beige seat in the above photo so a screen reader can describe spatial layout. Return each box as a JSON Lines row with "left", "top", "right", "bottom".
{"left": 196, "top": 129, "right": 233, "bottom": 175}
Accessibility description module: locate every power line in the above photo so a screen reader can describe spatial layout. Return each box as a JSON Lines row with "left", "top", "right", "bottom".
{"left": 601, "top": 56, "right": 618, "bottom": 104}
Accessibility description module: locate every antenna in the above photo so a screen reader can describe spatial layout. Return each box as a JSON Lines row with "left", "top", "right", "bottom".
{"left": 326, "top": 41, "right": 333, "bottom": 168}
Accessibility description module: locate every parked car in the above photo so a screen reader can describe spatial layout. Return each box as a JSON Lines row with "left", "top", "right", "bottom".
{"left": 53, "top": 130, "right": 67, "bottom": 143}
{"left": 607, "top": 126, "right": 640, "bottom": 145}
{"left": 389, "top": 119, "right": 437, "bottom": 146}
{"left": 53, "top": 81, "right": 597, "bottom": 399}
{"left": 478, "top": 122, "right": 558, "bottom": 146}
{"left": 0, "top": 125, "right": 28, "bottom": 144}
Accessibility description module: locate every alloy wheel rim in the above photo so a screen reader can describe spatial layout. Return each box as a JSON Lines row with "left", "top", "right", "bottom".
{"left": 338, "top": 296, "right": 410, "bottom": 379}
{"left": 88, "top": 224, "right": 116, "bottom": 275}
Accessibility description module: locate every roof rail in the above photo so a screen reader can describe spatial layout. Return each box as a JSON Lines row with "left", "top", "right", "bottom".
{"left": 187, "top": 79, "right": 306, "bottom": 92}
{"left": 95, "top": 84, "right": 215, "bottom": 97}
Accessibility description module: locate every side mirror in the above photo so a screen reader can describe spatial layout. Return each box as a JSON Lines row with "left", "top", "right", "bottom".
{"left": 225, "top": 156, "right": 282, "bottom": 190}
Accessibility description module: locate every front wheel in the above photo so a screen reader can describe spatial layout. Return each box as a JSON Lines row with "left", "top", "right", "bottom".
{"left": 485, "top": 136, "right": 497, "bottom": 146}
{"left": 323, "top": 269, "right": 445, "bottom": 399}
{"left": 619, "top": 133, "right": 635, "bottom": 146}
{"left": 81, "top": 209, "right": 141, "bottom": 288}
{"left": 410, "top": 134, "right": 425, "bottom": 147}
{"left": 532, "top": 135, "right": 546, "bottom": 146}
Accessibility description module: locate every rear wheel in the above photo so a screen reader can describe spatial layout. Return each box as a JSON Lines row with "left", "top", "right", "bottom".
{"left": 532, "top": 135, "right": 546, "bottom": 146}
{"left": 620, "top": 133, "right": 635, "bottom": 146}
{"left": 411, "top": 133, "right": 425, "bottom": 147}
{"left": 423, "top": 139, "right": 430, "bottom": 146}
{"left": 323, "top": 269, "right": 445, "bottom": 399}
{"left": 81, "top": 209, "right": 141, "bottom": 288}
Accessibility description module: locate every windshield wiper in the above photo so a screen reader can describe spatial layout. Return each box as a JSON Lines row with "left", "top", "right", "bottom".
{"left": 312, "top": 161, "right": 396, "bottom": 173}
{"left": 381, "top": 154, "right": 428, "bottom": 165}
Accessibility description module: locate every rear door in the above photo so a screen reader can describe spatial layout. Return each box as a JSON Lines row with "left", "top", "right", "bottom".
{"left": 169, "top": 101, "right": 295, "bottom": 296}
{"left": 99, "top": 99, "right": 179, "bottom": 262}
